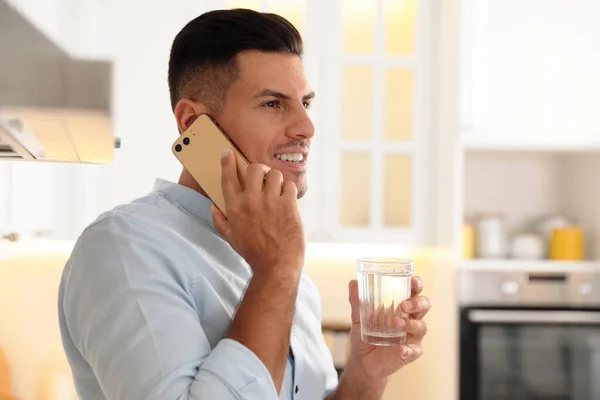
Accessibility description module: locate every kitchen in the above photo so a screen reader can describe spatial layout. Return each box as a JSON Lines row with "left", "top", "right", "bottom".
{"left": 1, "top": 0, "right": 599, "bottom": 399}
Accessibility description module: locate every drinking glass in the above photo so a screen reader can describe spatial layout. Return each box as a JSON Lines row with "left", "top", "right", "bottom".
{"left": 357, "top": 258, "right": 414, "bottom": 346}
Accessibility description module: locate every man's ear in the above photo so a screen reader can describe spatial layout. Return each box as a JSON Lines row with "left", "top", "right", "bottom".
{"left": 174, "top": 99, "right": 208, "bottom": 134}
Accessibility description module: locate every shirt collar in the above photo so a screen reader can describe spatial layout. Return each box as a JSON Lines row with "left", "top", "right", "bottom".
{"left": 153, "top": 178, "right": 214, "bottom": 224}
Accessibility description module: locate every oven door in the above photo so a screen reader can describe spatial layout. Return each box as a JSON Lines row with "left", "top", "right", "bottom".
{"left": 460, "top": 308, "right": 600, "bottom": 400}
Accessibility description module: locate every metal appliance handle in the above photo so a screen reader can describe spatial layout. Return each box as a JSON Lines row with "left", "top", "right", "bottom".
{"left": 469, "top": 310, "right": 600, "bottom": 325}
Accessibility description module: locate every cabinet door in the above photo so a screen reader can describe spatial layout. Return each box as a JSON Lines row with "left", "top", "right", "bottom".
{"left": 317, "top": 0, "right": 431, "bottom": 244}
{"left": 218, "top": 0, "right": 431, "bottom": 244}
{"left": 460, "top": 0, "right": 600, "bottom": 147}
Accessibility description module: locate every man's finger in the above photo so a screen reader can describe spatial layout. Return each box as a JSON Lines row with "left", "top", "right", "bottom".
{"left": 411, "top": 275, "right": 424, "bottom": 296}
{"left": 264, "top": 169, "right": 284, "bottom": 196}
{"left": 395, "top": 318, "right": 427, "bottom": 339}
{"left": 400, "top": 344, "right": 423, "bottom": 363}
{"left": 246, "top": 163, "right": 270, "bottom": 194}
{"left": 282, "top": 181, "right": 298, "bottom": 199}
{"left": 401, "top": 295, "right": 431, "bottom": 319}
{"left": 221, "top": 149, "right": 240, "bottom": 201}
{"left": 348, "top": 280, "right": 361, "bottom": 325}
{"left": 234, "top": 153, "right": 248, "bottom": 191}
{"left": 211, "top": 204, "right": 230, "bottom": 240}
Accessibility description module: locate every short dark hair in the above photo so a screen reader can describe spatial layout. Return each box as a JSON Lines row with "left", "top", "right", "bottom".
{"left": 168, "top": 9, "right": 304, "bottom": 114}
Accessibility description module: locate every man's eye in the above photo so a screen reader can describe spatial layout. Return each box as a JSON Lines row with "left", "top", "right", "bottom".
{"left": 303, "top": 102, "right": 312, "bottom": 109}
{"left": 265, "top": 100, "right": 280, "bottom": 108}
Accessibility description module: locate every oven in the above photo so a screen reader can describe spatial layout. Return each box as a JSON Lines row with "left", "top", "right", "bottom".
{"left": 459, "top": 267, "right": 600, "bottom": 400}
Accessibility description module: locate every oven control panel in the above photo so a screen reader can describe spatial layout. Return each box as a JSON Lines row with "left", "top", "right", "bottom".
{"left": 459, "top": 268, "right": 600, "bottom": 306}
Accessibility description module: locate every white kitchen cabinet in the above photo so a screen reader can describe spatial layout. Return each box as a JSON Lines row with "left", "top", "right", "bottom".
{"left": 455, "top": 0, "right": 600, "bottom": 269}
{"left": 313, "top": 0, "right": 433, "bottom": 245}
{"left": 460, "top": 0, "right": 600, "bottom": 148}
{"left": 253, "top": 0, "right": 433, "bottom": 245}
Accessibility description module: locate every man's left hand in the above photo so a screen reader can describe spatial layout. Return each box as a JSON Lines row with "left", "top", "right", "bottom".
{"left": 346, "top": 276, "right": 430, "bottom": 387}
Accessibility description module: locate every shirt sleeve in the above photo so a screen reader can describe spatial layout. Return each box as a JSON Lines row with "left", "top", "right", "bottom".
{"left": 300, "top": 276, "right": 340, "bottom": 399}
{"left": 324, "top": 369, "right": 339, "bottom": 399}
{"left": 60, "top": 216, "right": 278, "bottom": 400}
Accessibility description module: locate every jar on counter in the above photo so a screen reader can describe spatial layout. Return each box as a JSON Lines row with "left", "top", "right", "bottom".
{"left": 510, "top": 232, "right": 545, "bottom": 260}
{"left": 536, "top": 214, "right": 573, "bottom": 257}
{"left": 476, "top": 213, "right": 507, "bottom": 259}
{"left": 550, "top": 226, "right": 585, "bottom": 261}
{"left": 462, "top": 223, "right": 475, "bottom": 259}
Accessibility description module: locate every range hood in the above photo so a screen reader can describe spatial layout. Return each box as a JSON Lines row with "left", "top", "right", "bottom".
{"left": 0, "top": 0, "right": 118, "bottom": 163}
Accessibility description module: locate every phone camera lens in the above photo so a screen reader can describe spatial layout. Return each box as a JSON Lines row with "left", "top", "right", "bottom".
{"left": 183, "top": 137, "right": 190, "bottom": 145}
{"left": 175, "top": 144, "right": 182, "bottom": 152}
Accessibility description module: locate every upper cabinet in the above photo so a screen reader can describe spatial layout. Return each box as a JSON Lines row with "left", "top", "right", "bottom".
{"left": 318, "top": 0, "right": 431, "bottom": 244}
{"left": 225, "top": 0, "right": 433, "bottom": 245}
{"left": 460, "top": 0, "right": 600, "bottom": 149}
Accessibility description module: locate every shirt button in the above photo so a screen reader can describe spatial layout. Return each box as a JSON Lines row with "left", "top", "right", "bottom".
{"left": 295, "top": 385, "right": 299, "bottom": 394}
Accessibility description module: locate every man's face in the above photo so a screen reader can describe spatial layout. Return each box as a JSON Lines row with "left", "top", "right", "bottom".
{"left": 215, "top": 50, "right": 315, "bottom": 198}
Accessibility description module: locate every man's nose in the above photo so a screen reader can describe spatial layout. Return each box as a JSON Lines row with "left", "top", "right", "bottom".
{"left": 287, "top": 108, "right": 315, "bottom": 140}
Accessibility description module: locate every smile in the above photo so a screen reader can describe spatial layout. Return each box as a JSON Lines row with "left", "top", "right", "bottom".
{"left": 275, "top": 153, "right": 304, "bottom": 163}
{"left": 273, "top": 149, "right": 308, "bottom": 172}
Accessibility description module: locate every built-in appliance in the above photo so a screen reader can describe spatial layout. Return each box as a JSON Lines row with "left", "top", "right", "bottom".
{"left": 459, "top": 266, "right": 600, "bottom": 400}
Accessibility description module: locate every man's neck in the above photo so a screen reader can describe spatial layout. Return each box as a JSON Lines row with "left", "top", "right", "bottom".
{"left": 178, "top": 169, "right": 209, "bottom": 198}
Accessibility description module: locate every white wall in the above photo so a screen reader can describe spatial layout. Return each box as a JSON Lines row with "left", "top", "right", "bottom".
{"left": 431, "top": 0, "right": 462, "bottom": 246}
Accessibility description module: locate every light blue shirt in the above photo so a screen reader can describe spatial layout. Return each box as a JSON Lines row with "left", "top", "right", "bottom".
{"left": 58, "top": 179, "right": 339, "bottom": 400}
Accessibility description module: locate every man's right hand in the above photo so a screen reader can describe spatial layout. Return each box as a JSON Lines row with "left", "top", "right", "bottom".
{"left": 211, "top": 148, "right": 306, "bottom": 395}
{"left": 211, "top": 148, "right": 306, "bottom": 278}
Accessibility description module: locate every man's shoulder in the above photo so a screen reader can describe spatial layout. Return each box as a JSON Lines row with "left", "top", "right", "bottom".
{"left": 71, "top": 195, "right": 156, "bottom": 253}
{"left": 65, "top": 188, "right": 229, "bottom": 284}
{"left": 65, "top": 192, "right": 185, "bottom": 274}
{"left": 60, "top": 191, "right": 204, "bottom": 303}
{"left": 87, "top": 190, "right": 174, "bottom": 231}
{"left": 78, "top": 188, "right": 214, "bottom": 247}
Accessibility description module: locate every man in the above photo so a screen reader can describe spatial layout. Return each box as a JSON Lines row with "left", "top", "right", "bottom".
{"left": 58, "top": 8, "right": 430, "bottom": 400}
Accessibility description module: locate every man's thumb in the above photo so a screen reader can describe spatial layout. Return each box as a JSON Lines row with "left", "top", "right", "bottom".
{"left": 348, "top": 280, "right": 361, "bottom": 325}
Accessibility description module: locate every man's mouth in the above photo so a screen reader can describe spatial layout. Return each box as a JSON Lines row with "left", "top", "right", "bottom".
{"left": 275, "top": 153, "right": 305, "bottom": 163}
{"left": 273, "top": 149, "right": 309, "bottom": 172}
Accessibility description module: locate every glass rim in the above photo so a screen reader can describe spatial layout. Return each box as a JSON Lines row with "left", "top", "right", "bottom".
{"left": 356, "top": 257, "right": 414, "bottom": 266}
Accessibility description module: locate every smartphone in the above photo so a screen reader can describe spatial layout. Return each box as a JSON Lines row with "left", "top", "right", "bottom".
{"left": 172, "top": 114, "right": 249, "bottom": 217}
